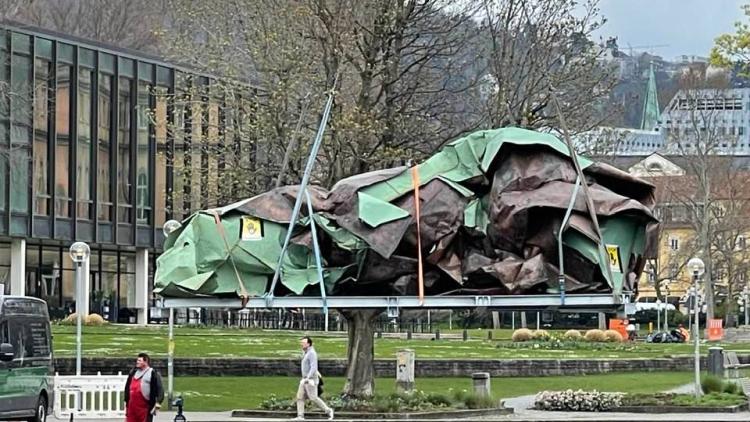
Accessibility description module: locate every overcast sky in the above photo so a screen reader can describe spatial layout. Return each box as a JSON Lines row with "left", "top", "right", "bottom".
{"left": 595, "top": 0, "right": 745, "bottom": 59}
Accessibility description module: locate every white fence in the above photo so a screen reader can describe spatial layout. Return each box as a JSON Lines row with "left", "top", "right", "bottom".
{"left": 53, "top": 372, "right": 128, "bottom": 419}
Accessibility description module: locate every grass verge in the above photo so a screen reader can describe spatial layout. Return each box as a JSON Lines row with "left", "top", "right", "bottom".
{"left": 172, "top": 371, "right": 693, "bottom": 411}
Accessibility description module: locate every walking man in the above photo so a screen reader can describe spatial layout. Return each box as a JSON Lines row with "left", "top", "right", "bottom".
{"left": 124, "top": 352, "right": 164, "bottom": 422}
{"left": 295, "top": 336, "right": 333, "bottom": 420}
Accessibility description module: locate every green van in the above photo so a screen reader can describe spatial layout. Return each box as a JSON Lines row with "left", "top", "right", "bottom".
{"left": 0, "top": 296, "right": 53, "bottom": 422}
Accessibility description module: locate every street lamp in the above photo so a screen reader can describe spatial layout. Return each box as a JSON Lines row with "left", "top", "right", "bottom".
{"left": 69, "top": 242, "right": 90, "bottom": 377}
{"left": 687, "top": 257, "right": 705, "bottom": 398}
{"left": 664, "top": 284, "right": 671, "bottom": 332}
{"left": 743, "top": 286, "right": 750, "bottom": 326}
{"left": 162, "top": 219, "right": 181, "bottom": 409}
{"left": 163, "top": 219, "right": 182, "bottom": 237}
{"left": 656, "top": 298, "right": 662, "bottom": 332}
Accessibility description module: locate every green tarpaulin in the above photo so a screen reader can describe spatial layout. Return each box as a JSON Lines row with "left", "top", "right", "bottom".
{"left": 155, "top": 127, "right": 658, "bottom": 299}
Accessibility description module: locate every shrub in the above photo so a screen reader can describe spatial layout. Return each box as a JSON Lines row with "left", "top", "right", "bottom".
{"left": 532, "top": 329, "right": 551, "bottom": 341}
{"left": 584, "top": 329, "right": 607, "bottom": 342}
{"left": 604, "top": 330, "right": 624, "bottom": 342}
{"left": 60, "top": 313, "right": 108, "bottom": 326}
{"left": 534, "top": 390, "right": 623, "bottom": 411}
{"left": 85, "top": 313, "right": 106, "bottom": 326}
{"left": 512, "top": 328, "right": 534, "bottom": 342}
{"left": 701, "top": 374, "right": 724, "bottom": 394}
{"left": 723, "top": 381, "right": 740, "bottom": 395}
{"left": 563, "top": 329, "right": 583, "bottom": 341}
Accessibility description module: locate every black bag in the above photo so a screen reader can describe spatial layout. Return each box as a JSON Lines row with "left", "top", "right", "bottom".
{"left": 317, "top": 375, "right": 325, "bottom": 396}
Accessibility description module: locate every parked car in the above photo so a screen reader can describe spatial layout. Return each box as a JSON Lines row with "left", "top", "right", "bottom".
{"left": 0, "top": 296, "right": 53, "bottom": 422}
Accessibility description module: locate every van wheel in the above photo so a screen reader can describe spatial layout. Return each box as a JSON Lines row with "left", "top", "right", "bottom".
{"left": 27, "top": 394, "right": 47, "bottom": 422}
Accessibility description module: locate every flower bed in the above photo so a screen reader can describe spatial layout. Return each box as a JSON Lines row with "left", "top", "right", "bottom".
{"left": 534, "top": 390, "right": 623, "bottom": 411}
{"left": 261, "top": 389, "right": 499, "bottom": 413}
{"left": 533, "top": 390, "right": 748, "bottom": 413}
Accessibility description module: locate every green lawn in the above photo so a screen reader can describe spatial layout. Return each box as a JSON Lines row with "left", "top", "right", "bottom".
{"left": 173, "top": 371, "right": 694, "bottom": 411}
{"left": 51, "top": 324, "right": 750, "bottom": 359}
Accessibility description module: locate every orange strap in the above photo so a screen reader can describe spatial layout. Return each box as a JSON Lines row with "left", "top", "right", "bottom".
{"left": 411, "top": 167, "right": 424, "bottom": 305}
{"left": 209, "top": 210, "right": 250, "bottom": 307}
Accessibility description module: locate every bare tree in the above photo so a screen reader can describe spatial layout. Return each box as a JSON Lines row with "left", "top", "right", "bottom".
{"left": 659, "top": 68, "right": 747, "bottom": 320}
{"left": 479, "top": 0, "right": 617, "bottom": 134}
{"left": 3, "top": 0, "right": 165, "bottom": 52}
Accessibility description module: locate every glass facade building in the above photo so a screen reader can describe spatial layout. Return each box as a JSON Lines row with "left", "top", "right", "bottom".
{"left": 0, "top": 23, "right": 250, "bottom": 322}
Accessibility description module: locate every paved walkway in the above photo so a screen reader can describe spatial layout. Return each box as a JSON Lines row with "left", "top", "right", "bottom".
{"left": 47, "top": 383, "right": 749, "bottom": 421}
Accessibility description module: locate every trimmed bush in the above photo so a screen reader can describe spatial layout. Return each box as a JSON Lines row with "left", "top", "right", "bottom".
{"left": 512, "top": 328, "right": 534, "bottom": 342}
{"left": 60, "top": 313, "right": 108, "bottom": 326}
{"left": 85, "top": 313, "right": 106, "bottom": 326}
{"left": 563, "top": 329, "right": 583, "bottom": 340}
{"left": 604, "top": 330, "right": 624, "bottom": 343}
{"left": 584, "top": 329, "right": 607, "bottom": 342}
{"left": 532, "top": 329, "right": 551, "bottom": 341}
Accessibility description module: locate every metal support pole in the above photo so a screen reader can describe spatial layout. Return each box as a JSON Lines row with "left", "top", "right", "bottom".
{"left": 75, "top": 261, "right": 83, "bottom": 376}
{"left": 536, "top": 311, "right": 540, "bottom": 330}
{"left": 657, "top": 302, "right": 661, "bottom": 332}
{"left": 694, "top": 272, "right": 701, "bottom": 398}
{"left": 168, "top": 307, "right": 175, "bottom": 409}
{"left": 745, "top": 295, "right": 748, "bottom": 326}
{"left": 511, "top": 312, "right": 515, "bottom": 330}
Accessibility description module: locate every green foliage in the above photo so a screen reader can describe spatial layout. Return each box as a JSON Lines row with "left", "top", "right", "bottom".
{"left": 260, "top": 389, "right": 492, "bottom": 412}
{"left": 623, "top": 392, "right": 746, "bottom": 407}
{"left": 711, "top": 4, "right": 750, "bottom": 75}
{"left": 723, "top": 381, "right": 741, "bottom": 395}
{"left": 701, "top": 374, "right": 744, "bottom": 396}
{"left": 701, "top": 374, "right": 725, "bottom": 394}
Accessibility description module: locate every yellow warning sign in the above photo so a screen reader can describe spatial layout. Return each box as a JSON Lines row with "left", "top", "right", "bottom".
{"left": 606, "top": 244, "right": 622, "bottom": 273}
{"left": 240, "top": 216, "right": 263, "bottom": 241}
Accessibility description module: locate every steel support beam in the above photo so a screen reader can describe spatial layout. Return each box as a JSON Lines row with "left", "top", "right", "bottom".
{"left": 161, "top": 294, "right": 624, "bottom": 311}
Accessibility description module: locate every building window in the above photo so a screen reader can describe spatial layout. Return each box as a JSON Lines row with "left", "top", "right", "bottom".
{"left": 737, "top": 235, "right": 747, "bottom": 250}
{"left": 136, "top": 81, "right": 151, "bottom": 224}
{"left": 33, "top": 58, "right": 52, "bottom": 215}
{"left": 77, "top": 68, "right": 94, "bottom": 219}
{"left": 117, "top": 76, "right": 133, "bottom": 223}
{"left": 154, "top": 87, "right": 168, "bottom": 226}
{"left": 740, "top": 126, "right": 746, "bottom": 136}
{"left": 669, "top": 237, "right": 679, "bottom": 251}
{"left": 9, "top": 36, "right": 32, "bottom": 214}
{"left": 0, "top": 34, "right": 8, "bottom": 213}
{"left": 55, "top": 64, "right": 73, "bottom": 217}
{"left": 98, "top": 73, "right": 113, "bottom": 221}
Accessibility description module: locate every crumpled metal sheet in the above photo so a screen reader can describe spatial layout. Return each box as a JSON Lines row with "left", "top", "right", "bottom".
{"left": 154, "top": 127, "right": 659, "bottom": 299}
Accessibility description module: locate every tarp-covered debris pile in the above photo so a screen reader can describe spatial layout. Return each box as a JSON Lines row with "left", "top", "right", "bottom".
{"left": 154, "top": 127, "right": 658, "bottom": 299}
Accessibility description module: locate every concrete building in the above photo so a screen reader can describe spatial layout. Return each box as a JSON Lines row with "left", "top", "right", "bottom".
{"left": 0, "top": 22, "right": 252, "bottom": 323}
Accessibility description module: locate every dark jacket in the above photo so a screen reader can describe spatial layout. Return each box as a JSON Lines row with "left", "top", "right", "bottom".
{"left": 124, "top": 366, "right": 165, "bottom": 419}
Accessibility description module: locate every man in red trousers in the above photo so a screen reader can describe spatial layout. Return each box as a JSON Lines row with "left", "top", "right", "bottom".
{"left": 124, "top": 353, "right": 164, "bottom": 422}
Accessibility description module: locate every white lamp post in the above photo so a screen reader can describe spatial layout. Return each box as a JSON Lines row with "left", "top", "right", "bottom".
{"left": 656, "top": 298, "right": 662, "bottom": 332}
{"left": 69, "top": 242, "right": 90, "bottom": 377}
{"left": 742, "top": 286, "right": 750, "bottom": 327}
{"left": 162, "top": 220, "right": 181, "bottom": 408}
{"left": 687, "top": 257, "right": 705, "bottom": 398}
{"left": 664, "top": 284, "right": 671, "bottom": 332}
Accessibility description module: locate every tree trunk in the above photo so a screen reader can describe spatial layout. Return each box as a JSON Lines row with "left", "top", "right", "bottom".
{"left": 341, "top": 309, "right": 382, "bottom": 398}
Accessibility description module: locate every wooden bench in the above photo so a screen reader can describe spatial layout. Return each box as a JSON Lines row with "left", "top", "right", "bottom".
{"left": 723, "top": 351, "right": 750, "bottom": 395}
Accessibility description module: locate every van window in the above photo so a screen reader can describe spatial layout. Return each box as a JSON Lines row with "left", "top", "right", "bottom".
{"left": 8, "top": 320, "right": 50, "bottom": 358}
{"left": 0, "top": 321, "right": 7, "bottom": 343}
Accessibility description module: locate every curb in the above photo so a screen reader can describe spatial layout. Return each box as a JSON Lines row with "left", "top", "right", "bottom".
{"left": 231, "top": 407, "right": 512, "bottom": 419}
{"left": 615, "top": 402, "right": 749, "bottom": 413}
